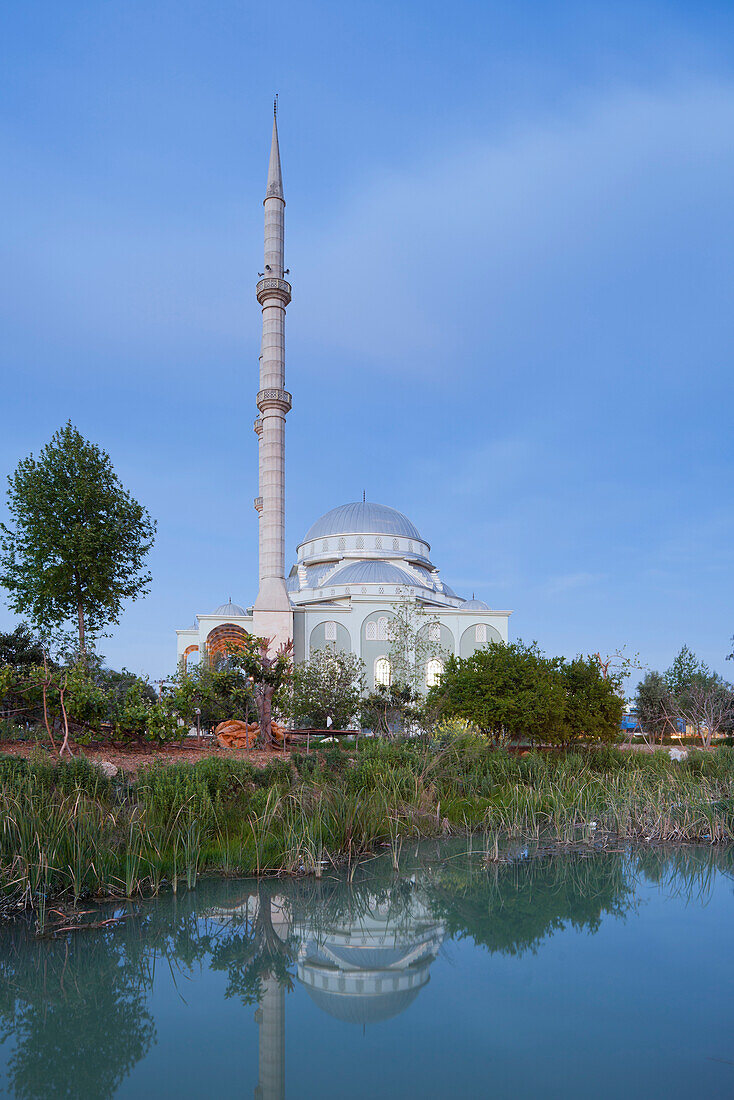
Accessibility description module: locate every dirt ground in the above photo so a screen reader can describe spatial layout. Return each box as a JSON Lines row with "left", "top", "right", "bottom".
{"left": 0, "top": 737, "right": 297, "bottom": 776}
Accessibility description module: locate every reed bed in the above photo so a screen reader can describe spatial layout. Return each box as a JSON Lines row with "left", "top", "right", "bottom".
{"left": 1, "top": 740, "right": 733, "bottom": 920}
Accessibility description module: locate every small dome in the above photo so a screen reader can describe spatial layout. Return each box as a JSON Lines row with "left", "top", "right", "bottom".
{"left": 462, "top": 598, "right": 491, "bottom": 610}
{"left": 301, "top": 502, "right": 423, "bottom": 544}
{"left": 212, "top": 600, "right": 247, "bottom": 617}
{"left": 326, "top": 560, "right": 424, "bottom": 588}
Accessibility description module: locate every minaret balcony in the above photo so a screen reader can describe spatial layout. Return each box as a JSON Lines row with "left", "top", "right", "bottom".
{"left": 256, "top": 277, "right": 292, "bottom": 305}
{"left": 257, "top": 388, "right": 292, "bottom": 413}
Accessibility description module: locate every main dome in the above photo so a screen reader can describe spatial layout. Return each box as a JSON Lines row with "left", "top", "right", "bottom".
{"left": 301, "top": 502, "right": 422, "bottom": 544}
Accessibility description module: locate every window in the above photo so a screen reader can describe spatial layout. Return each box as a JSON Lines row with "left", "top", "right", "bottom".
{"left": 322, "top": 539, "right": 329, "bottom": 551}
{"left": 361, "top": 586, "right": 367, "bottom": 594}
{"left": 426, "top": 659, "right": 443, "bottom": 688}
{"left": 338, "top": 537, "right": 346, "bottom": 551}
{"left": 476, "top": 624, "right": 487, "bottom": 644}
{"left": 325, "top": 621, "right": 337, "bottom": 641}
{"left": 429, "top": 622, "right": 441, "bottom": 643}
{"left": 356, "top": 536, "right": 364, "bottom": 549}
{"left": 377, "top": 616, "right": 389, "bottom": 641}
{"left": 378, "top": 586, "right": 385, "bottom": 595}
{"left": 375, "top": 536, "right": 382, "bottom": 549}
{"left": 408, "top": 541, "right": 413, "bottom": 552}
{"left": 392, "top": 538, "right": 400, "bottom": 551}
{"left": 375, "top": 657, "right": 391, "bottom": 687}
{"left": 366, "top": 621, "right": 377, "bottom": 641}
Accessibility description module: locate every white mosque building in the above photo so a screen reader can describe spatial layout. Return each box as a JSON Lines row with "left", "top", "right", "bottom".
{"left": 176, "top": 108, "right": 511, "bottom": 690}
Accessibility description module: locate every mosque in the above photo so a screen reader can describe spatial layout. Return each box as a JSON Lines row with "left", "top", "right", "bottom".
{"left": 175, "top": 108, "right": 511, "bottom": 690}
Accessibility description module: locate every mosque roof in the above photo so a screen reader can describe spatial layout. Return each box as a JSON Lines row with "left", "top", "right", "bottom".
{"left": 212, "top": 601, "right": 247, "bottom": 616}
{"left": 301, "top": 502, "right": 423, "bottom": 544}
{"left": 461, "top": 598, "right": 491, "bottom": 610}
{"left": 326, "top": 560, "right": 424, "bottom": 588}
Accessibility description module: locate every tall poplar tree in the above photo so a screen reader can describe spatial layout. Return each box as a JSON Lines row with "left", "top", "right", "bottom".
{"left": 0, "top": 422, "right": 156, "bottom": 656}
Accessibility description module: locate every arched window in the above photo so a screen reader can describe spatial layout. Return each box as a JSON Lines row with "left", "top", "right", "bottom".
{"left": 325, "top": 621, "right": 337, "bottom": 641}
{"left": 375, "top": 657, "right": 391, "bottom": 687}
{"left": 377, "top": 616, "right": 389, "bottom": 641}
{"left": 356, "top": 536, "right": 364, "bottom": 549}
{"left": 476, "top": 624, "right": 487, "bottom": 644}
{"left": 182, "top": 644, "right": 199, "bottom": 672}
{"left": 392, "top": 537, "right": 400, "bottom": 551}
{"left": 366, "top": 621, "right": 377, "bottom": 641}
{"left": 426, "top": 659, "right": 443, "bottom": 688}
{"left": 429, "top": 622, "right": 441, "bottom": 643}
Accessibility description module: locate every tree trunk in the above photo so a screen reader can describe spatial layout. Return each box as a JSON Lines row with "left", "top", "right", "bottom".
{"left": 77, "top": 598, "right": 86, "bottom": 658}
{"left": 261, "top": 685, "right": 274, "bottom": 746}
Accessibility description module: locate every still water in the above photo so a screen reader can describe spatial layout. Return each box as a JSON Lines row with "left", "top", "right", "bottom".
{"left": 1, "top": 842, "right": 733, "bottom": 1099}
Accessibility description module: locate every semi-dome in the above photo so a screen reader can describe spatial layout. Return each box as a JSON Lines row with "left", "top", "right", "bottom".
{"left": 301, "top": 502, "right": 423, "bottom": 544}
{"left": 212, "top": 600, "right": 247, "bottom": 616}
{"left": 462, "top": 598, "right": 491, "bottom": 610}
{"left": 326, "top": 560, "right": 424, "bottom": 588}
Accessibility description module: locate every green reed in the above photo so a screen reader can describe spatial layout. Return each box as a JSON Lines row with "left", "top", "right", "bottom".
{"left": 1, "top": 742, "right": 733, "bottom": 919}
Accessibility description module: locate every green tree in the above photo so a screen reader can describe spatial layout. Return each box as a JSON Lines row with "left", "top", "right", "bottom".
{"left": 0, "top": 422, "right": 156, "bottom": 656}
{"left": 0, "top": 623, "right": 44, "bottom": 668}
{"left": 290, "top": 648, "right": 365, "bottom": 729}
{"left": 635, "top": 670, "right": 676, "bottom": 745}
{"left": 167, "top": 660, "right": 256, "bottom": 732}
{"left": 664, "top": 645, "right": 734, "bottom": 747}
{"left": 225, "top": 635, "right": 293, "bottom": 745}
{"left": 560, "top": 656, "right": 624, "bottom": 745}
{"left": 359, "top": 682, "right": 421, "bottom": 737}
{"left": 427, "top": 641, "right": 566, "bottom": 746}
{"left": 665, "top": 645, "right": 714, "bottom": 702}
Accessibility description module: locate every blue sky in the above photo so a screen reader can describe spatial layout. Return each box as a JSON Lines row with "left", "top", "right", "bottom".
{"left": 1, "top": 0, "right": 733, "bottom": 684}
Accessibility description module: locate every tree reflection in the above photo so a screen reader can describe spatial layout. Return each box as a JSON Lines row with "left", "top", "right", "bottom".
{"left": 0, "top": 914, "right": 155, "bottom": 1100}
{"left": 419, "top": 846, "right": 633, "bottom": 956}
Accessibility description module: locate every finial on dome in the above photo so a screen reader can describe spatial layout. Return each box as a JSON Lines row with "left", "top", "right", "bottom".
{"left": 363, "top": 490, "right": 366, "bottom": 502}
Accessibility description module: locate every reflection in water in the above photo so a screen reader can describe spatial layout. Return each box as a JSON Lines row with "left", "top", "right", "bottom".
{"left": 0, "top": 844, "right": 733, "bottom": 1098}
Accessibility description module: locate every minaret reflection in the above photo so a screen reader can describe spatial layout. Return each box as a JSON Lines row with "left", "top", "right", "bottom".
{"left": 206, "top": 881, "right": 444, "bottom": 1099}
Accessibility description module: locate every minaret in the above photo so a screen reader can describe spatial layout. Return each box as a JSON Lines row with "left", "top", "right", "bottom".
{"left": 253, "top": 101, "right": 293, "bottom": 648}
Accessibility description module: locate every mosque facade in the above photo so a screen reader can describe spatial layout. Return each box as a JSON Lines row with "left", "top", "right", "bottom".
{"left": 175, "top": 109, "right": 511, "bottom": 690}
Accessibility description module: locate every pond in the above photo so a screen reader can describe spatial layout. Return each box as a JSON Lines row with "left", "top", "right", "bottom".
{"left": 1, "top": 841, "right": 733, "bottom": 1099}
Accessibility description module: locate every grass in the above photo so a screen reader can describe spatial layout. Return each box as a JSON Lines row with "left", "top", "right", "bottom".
{"left": 1, "top": 737, "right": 734, "bottom": 921}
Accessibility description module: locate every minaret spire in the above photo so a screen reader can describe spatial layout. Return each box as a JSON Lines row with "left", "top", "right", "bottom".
{"left": 253, "top": 103, "right": 293, "bottom": 645}
{"left": 266, "top": 98, "right": 284, "bottom": 203}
